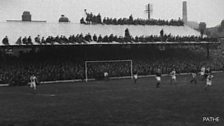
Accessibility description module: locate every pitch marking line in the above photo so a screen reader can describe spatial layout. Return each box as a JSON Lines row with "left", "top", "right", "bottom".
{"left": 37, "top": 94, "right": 56, "bottom": 97}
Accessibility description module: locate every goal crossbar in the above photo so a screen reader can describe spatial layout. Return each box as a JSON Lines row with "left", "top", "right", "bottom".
{"left": 85, "top": 60, "right": 133, "bottom": 82}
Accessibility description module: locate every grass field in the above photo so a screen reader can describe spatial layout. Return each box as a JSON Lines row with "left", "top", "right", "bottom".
{"left": 0, "top": 73, "right": 224, "bottom": 126}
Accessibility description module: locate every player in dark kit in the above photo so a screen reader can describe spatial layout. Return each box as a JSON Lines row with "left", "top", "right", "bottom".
{"left": 190, "top": 70, "right": 197, "bottom": 84}
{"left": 155, "top": 68, "right": 162, "bottom": 88}
{"left": 204, "top": 67, "right": 211, "bottom": 79}
{"left": 205, "top": 73, "right": 214, "bottom": 90}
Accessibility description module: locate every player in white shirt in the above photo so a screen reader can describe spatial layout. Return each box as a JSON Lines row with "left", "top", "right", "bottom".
{"left": 133, "top": 71, "right": 138, "bottom": 83}
{"left": 155, "top": 68, "right": 162, "bottom": 88}
{"left": 200, "top": 66, "right": 206, "bottom": 80}
{"left": 205, "top": 74, "right": 214, "bottom": 90}
{"left": 104, "top": 72, "right": 109, "bottom": 80}
{"left": 170, "top": 68, "right": 176, "bottom": 85}
{"left": 29, "top": 74, "right": 37, "bottom": 93}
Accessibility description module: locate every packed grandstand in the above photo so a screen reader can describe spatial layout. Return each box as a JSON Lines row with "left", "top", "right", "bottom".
{"left": 0, "top": 43, "right": 223, "bottom": 86}
{"left": 80, "top": 11, "right": 184, "bottom": 26}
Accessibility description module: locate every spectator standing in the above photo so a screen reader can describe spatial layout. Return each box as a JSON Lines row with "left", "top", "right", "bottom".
{"left": 16, "top": 37, "right": 22, "bottom": 45}
{"left": 2, "top": 36, "right": 9, "bottom": 45}
{"left": 28, "top": 36, "right": 33, "bottom": 45}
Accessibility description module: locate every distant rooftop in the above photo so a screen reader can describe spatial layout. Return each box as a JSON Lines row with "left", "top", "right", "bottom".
{"left": 59, "top": 15, "right": 70, "bottom": 22}
{"left": 22, "top": 11, "right": 31, "bottom": 21}
{"left": 23, "top": 11, "right": 31, "bottom": 15}
{"left": 6, "top": 11, "right": 46, "bottom": 23}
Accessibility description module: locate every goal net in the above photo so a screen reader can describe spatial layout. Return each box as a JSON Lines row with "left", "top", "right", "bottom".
{"left": 84, "top": 60, "right": 133, "bottom": 82}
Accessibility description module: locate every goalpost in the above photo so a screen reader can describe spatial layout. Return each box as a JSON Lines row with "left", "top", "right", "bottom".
{"left": 85, "top": 60, "right": 133, "bottom": 82}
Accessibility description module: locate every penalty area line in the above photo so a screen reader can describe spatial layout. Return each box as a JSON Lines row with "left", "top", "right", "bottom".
{"left": 36, "top": 94, "right": 56, "bottom": 97}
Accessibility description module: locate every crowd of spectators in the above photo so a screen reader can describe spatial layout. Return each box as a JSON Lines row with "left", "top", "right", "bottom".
{"left": 80, "top": 11, "right": 184, "bottom": 26}
{"left": 0, "top": 46, "right": 223, "bottom": 86}
{"left": 1, "top": 30, "right": 218, "bottom": 46}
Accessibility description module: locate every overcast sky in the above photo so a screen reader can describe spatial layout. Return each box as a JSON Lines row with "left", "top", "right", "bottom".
{"left": 0, "top": 0, "right": 223, "bottom": 27}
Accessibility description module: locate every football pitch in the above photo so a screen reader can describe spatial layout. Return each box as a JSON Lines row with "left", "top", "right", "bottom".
{"left": 0, "top": 73, "right": 224, "bottom": 126}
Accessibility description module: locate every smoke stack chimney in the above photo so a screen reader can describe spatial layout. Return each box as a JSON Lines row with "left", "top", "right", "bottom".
{"left": 183, "top": 1, "right": 187, "bottom": 24}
